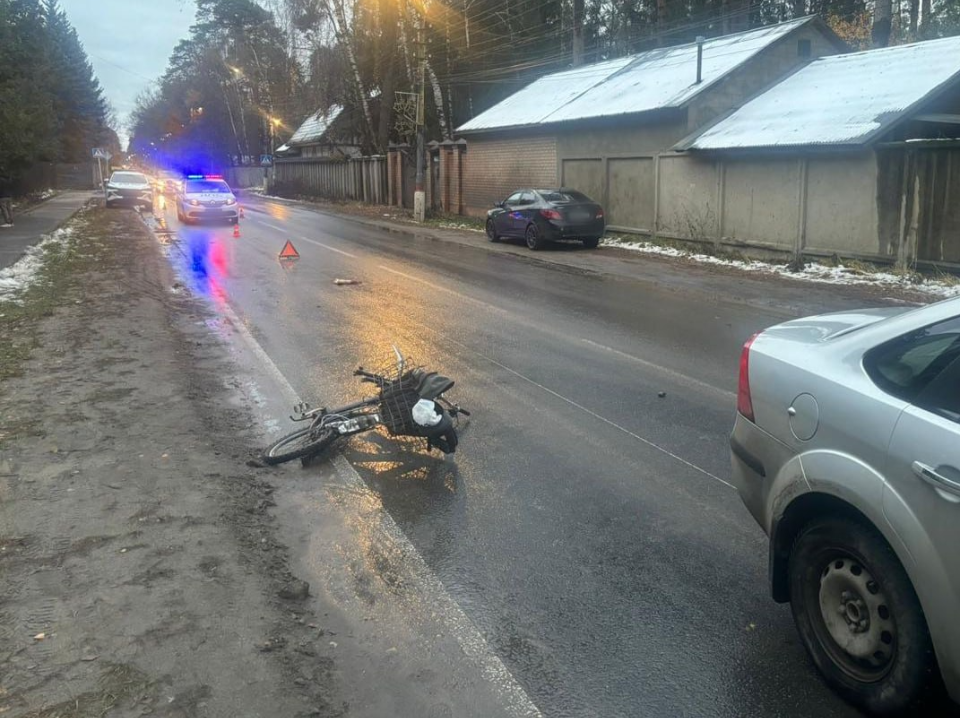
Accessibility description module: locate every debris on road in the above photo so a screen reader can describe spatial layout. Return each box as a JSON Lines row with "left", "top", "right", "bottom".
{"left": 333, "top": 278, "right": 361, "bottom": 286}
{"left": 278, "top": 579, "right": 311, "bottom": 601}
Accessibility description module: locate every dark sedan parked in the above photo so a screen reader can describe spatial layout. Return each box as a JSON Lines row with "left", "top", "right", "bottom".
{"left": 486, "top": 188, "right": 605, "bottom": 250}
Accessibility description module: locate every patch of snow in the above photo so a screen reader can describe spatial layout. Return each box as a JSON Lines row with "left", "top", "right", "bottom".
{"left": 0, "top": 227, "right": 75, "bottom": 303}
{"left": 683, "top": 35, "right": 960, "bottom": 149}
{"left": 458, "top": 18, "right": 811, "bottom": 132}
{"left": 437, "top": 222, "right": 483, "bottom": 233}
{"left": 602, "top": 237, "right": 960, "bottom": 299}
{"left": 248, "top": 188, "right": 285, "bottom": 201}
{"left": 288, "top": 104, "right": 344, "bottom": 146}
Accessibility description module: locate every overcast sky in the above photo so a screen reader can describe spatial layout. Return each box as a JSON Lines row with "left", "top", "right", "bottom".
{"left": 59, "top": 0, "right": 197, "bottom": 148}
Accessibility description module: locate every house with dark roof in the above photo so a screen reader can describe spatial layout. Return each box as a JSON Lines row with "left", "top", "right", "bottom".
{"left": 454, "top": 16, "right": 846, "bottom": 222}
{"left": 670, "top": 34, "right": 960, "bottom": 265}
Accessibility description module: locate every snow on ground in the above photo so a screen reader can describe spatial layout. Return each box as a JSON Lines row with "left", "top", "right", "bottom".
{"left": 0, "top": 227, "right": 75, "bottom": 304}
{"left": 603, "top": 237, "right": 960, "bottom": 299}
{"left": 437, "top": 221, "right": 483, "bottom": 233}
{"left": 12, "top": 188, "right": 57, "bottom": 210}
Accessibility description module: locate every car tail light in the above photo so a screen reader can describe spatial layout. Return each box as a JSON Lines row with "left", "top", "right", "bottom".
{"left": 596, "top": 208, "right": 604, "bottom": 219}
{"left": 738, "top": 333, "right": 760, "bottom": 422}
{"left": 540, "top": 209, "right": 562, "bottom": 221}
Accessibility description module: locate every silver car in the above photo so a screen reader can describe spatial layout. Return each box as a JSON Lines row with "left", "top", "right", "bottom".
{"left": 731, "top": 296, "right": 960, "bottom": 713}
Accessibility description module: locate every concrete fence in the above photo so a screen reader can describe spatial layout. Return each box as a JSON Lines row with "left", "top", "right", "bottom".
{"left": 270, "top": 155, "right": 387, "bottom": 204}
{"left": 559, "top": 148, "right": 960, "bottom": 267}
{"left": 225, "top": 166, "right": 268, "bottom": 188}
{"left": 19, "top": 162, "right": 99, "bottom": 194}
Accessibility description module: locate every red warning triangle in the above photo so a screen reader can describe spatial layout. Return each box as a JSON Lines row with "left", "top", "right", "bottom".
{"left": 278, "top": 240, "right": 300, "bottom": 259}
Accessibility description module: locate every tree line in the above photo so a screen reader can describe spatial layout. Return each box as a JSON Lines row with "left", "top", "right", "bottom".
{"left": 0, "top": 0, "right": 115, "bottom": 190}
{"left": 129, "top": 0, "right": 960, "bottom": 166}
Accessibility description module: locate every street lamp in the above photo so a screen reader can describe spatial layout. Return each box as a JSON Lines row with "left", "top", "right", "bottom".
{"left": 269, "top": 117, "right": 280, "bottom": 155}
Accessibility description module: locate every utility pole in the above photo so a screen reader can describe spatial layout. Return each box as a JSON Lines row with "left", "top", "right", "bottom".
{"left": 414, "top": 24, "right": 426, "bottom": 223}
{"left": 572, "top": 0, "right": 584, "bottom": 66}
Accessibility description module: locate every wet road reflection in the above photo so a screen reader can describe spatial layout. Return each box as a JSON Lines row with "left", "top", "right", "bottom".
{"left": 153, "top": 197, "right": 865, "bottom": 717}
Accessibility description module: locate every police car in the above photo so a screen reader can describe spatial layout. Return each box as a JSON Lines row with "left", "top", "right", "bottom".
{"left": 175, "top": 175, "right": 239, "bottom": 225}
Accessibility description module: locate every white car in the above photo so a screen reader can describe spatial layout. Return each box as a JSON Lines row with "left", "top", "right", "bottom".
{"left": 175, "top": 175, "right": 239, "bottom": 225}
{"left": 104, "top": 171, "right": 154, "bottom": 211}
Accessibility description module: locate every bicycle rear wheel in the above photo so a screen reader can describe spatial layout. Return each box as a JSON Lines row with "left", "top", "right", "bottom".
{"left": 263, "top": 425, "right": 337, "bottom": 465}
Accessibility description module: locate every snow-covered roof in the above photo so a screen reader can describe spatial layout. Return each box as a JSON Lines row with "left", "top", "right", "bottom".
{"left": 288, "top": 105, "right": 344, "bottom": 146}
{"left": 457, "top": 17, "right": 818, "bottom": 133}
{"left": 678, "top": 35, "right": 960, "bottom": 150}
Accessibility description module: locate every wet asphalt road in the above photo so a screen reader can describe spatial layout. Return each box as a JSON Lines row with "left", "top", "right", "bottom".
{"left": 156, "top": 195, "right": 858, "bottom": 716}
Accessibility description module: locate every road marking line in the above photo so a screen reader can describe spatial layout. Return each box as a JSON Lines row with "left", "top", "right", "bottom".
{"left": 579, "top": 338, "right": 736, "bottom": 401}
{"left": 212, "top": 298, "right": 540, "bottom": 718}
{"left": 442, "top": 335, "right": 736, "bottom": 491}
{"left": 255, "top": 220, "right": 359, "bottom": 258}
{"left": 382, "top": 264, "right": 735, "bottom": 404}
{"left": 296, "top": 236, "right": 358, "bottom": 258}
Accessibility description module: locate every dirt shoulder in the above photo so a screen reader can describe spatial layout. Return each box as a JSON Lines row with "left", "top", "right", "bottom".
{"left": 0, "top": 207, "right": 342, "bottom": 716}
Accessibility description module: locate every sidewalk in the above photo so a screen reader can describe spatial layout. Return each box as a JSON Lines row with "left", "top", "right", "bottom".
{"left": 0, "top": 190, "right": 95, "bottom": 270}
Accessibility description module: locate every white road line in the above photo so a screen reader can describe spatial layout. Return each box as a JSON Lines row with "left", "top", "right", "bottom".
{"left": 579, "top": 338, "right": 736, "bottom": 401}
{"left": 254, "top": 219, "right": 359, "bottom": 258}
{"left": 260, "top": 220, "right": 288, "bottom": 234}
{"left": 441, "top": 335, "right": 736, "bottom": 491}
{"left": 379, "top": 264, "right": 470, "bottom": 298}
{"left": 382, "top": 264, "right": 737, "bottom": 407}
{"left": 214, "top": 298, "right": 541, "bottom": 718}
{"left": 296, "top": 236, "right": 358, "bottom": 258}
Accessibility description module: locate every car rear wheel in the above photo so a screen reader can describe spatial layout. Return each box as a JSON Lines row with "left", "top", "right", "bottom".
{"left": 486, "top": 219, "right": 500, "bottom": 242}
{"left": 525, "top": 223, "right": 546, "bottom": 251}
{"left": 582, "top": 236, "right": 600, "bottom": 249}
{"left": 788, "top": 516, "right": 937, "bottom": 714}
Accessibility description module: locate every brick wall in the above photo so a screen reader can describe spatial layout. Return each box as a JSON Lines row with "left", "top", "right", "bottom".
{"left": 461, "top": 135, "right": 558, "bottom": 216}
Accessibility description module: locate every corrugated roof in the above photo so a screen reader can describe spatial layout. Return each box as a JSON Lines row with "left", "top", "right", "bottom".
{"left": 679, "top": 35, "right": 960, "bottom": 150}
{"left": 288, "top": 105, "right": 344, "bottom": 146}
{"left": 457, "top": 17, "right": 814, "bottom": 133}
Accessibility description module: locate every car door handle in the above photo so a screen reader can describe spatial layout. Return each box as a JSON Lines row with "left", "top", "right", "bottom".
{"left": 912, "top": 461, "right": 960, "bottom": 497}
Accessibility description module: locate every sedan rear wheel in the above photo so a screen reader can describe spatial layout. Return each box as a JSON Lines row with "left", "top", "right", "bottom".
{"left": 788, "top": 516, "right": 937, "bottom": 714}
{"left": 525, "top": 223, "right": 546, "bottom": 251}
{"left": 582, "top": 236, "right": 600, "bottom": 249}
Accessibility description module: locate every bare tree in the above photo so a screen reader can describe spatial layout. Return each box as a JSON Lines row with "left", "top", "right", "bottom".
{"left": 377, "top": 0, "right": 398, "bottom": 151}
{"left": 323, "top": 0, "right": 376, "bottom": 148}
{"left": 873, "top": 0, "right": 893, "bottom": 45}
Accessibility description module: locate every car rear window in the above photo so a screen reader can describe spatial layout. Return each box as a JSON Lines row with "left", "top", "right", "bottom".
{"left": 537, "top": 189, "right": 592, "bottom": 203}
{"left": 864, "top": 316, "right": 960, "bottom": 407}
{"left": 111, "top": 172, "right": 148, "bottom": 184}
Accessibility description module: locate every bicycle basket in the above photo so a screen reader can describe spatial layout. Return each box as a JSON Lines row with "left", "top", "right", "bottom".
{"left": 364, "top": 353, "right": 422, "bottom": 436}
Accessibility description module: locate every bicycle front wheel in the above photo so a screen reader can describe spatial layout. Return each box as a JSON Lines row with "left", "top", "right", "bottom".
{"left": 263, "top": 426, "right": 337, "bottom": 465}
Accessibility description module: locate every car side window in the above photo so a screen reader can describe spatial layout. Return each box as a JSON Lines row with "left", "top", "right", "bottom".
{"left": 518, "top": 192, "right": 535, "bottom": 205}
{"left": 864, "top": 316, "right": 960, "bottom": 407}
{"left": 913, "top": 355, "right": 960, "bottom": 423}
{"left": 504, "top": 192, "right": 523, "bottom": 206}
